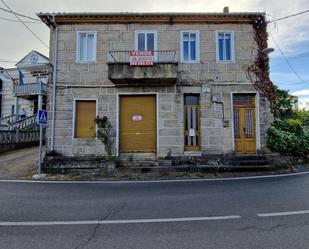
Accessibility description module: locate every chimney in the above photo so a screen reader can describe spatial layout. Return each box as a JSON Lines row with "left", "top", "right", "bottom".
{"left": 223, "top": 6, "right": 229, "bottom": 13}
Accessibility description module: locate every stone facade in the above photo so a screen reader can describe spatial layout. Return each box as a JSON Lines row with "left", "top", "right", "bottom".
{"left": 42, "top": 13, "right": 273, "bottom": 159}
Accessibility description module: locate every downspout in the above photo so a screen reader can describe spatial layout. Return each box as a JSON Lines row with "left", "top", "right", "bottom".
{"left": 210, "top": 86, "right": 225, "bottom": 127}
{"left": 50, "top": 15, "right": 58, "bottom": 151}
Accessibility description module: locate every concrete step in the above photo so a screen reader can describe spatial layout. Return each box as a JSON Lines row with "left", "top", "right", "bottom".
{"left": 224, "top": 155, "right": 267, "bottom": 161}
{"left": 116, "top": 164, "right": 279, "bottom": 174}
{"left": 226, "top": 160, "right": 270, "bottom": 166}
{"left": 119, "top": 160, "right": 158, "bottom": 167}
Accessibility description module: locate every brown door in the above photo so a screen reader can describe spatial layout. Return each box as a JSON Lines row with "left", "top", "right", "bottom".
{"left": 120, "top": 95, "right": 156, "bottom": 152}
{"left": 184, "top": 94, "right": 200, "bottom": 151}
{"left": 233, "top": 94, "right": 256, "bottom": 153}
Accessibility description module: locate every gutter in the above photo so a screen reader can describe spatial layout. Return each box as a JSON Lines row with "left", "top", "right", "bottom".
{"left": 50, "top": 15, "right": 58, "bottom": 151}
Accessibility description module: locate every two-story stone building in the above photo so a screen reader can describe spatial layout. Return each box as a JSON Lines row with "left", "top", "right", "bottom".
{"left": 38, "top": 9, "right": 274, "bottom": 166}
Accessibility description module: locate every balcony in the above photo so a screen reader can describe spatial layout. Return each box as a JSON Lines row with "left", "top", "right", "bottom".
{"left": 108, "top": 50, "right": 178, "bottom": 85}
{"left": 13, "top": 82, "right": 47, "bottom": 99}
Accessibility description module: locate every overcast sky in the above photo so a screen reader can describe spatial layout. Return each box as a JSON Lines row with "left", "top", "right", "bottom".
{"left": 0, "top": 0, "right": 308, "bottom": 107}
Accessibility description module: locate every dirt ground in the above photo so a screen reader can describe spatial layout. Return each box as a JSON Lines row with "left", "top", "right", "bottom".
{"left": 0, "top": 146, "right": 43, "bottom": 179}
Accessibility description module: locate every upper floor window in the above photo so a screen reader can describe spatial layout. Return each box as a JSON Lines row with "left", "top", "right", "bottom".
{"left": 216, "top": 31, "right": 234, "bottom": 62}
{"left": 76, "top": 31, "right": 97, "bottom": 62}
{"left": 180, "top": 30, "right": 200, "bottom": 63}
{"left": 135, "top": 30, "right": 157, "bottom": 51}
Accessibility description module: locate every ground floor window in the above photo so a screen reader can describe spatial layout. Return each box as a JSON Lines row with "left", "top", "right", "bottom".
{"left": 74, "top": 100, "right": 96, "bottom": 138}
{"left": 184, "top": 94, "right": 200, "bottom": 151}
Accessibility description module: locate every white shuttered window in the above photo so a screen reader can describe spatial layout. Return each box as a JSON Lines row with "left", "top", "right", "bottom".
{"left": 76, "top": 31, "right": 97, "bottom": 62}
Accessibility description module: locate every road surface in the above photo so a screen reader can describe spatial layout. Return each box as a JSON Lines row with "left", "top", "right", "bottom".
{"left": 0, "top": 173, "right": 308, "bottom": 249}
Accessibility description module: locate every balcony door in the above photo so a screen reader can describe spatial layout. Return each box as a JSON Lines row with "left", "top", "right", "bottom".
{"left": 135, "top": 30, "right": 157, "bottom": 61}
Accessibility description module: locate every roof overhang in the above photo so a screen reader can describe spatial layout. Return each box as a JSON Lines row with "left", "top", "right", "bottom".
{"left": 37, "top": 12, "right": 265, "bottom": 28}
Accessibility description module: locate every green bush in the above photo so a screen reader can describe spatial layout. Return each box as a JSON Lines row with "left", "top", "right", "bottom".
{"left": 267, "top": 119, "right": 309, "bottom": 158}
{"left": 272, "top": 118, "right": 303, "bottom": 136}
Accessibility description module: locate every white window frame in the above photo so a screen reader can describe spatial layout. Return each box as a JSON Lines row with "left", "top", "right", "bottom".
{"left": 134, "top": 30, "right": 158, "bottom": 51}
{"left": 180, "top": 30, "right": 200, "bottom": 63}
{"left": 216, "top": 30, "right": 235, "bottom": 63}
{"left": 72, "top": 98, "right": 98, "bottom": 140}
{"left": 76, "top": 31, "right": 97, "bottom": 63}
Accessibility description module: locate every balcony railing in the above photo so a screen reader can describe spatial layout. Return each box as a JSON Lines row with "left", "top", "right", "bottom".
{"left": 13, "top": 82, "right": 47, "bottom": 97}
{"left": 108, "top": 50, "right": 177, "bottom": 64}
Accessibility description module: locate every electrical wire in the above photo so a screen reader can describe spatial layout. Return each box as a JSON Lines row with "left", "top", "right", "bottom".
{"left": 268, "top": 9, "right": 309, "bottom": 23}
{"left": 0, "top": 0, "right": 48, "bottom": 48}
{"left": 0, "top": 6, "right": 40, "bottom": 21}
{"left": 0, "top": 16, "right": 40, "bottom": 23}
{"left": 269, "top": 32, "right": 309, "bottom": 86}
{"left": 0, "top": 60, "right": 18, "bottom": 63}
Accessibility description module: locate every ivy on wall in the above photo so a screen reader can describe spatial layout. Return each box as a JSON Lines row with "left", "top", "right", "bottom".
{"left": 247, "top": 15, "right": 276, "bottom": 110}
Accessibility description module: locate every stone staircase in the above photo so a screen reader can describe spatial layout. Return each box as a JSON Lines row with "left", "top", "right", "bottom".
{"left": 0, "top": 114, "right": 37, "bottom": 130}
{"left": 115, "top": 154, "right": 275, "bottom": 175}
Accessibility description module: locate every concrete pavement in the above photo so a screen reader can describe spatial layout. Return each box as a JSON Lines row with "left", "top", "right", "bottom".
{"left": 0, "top": 146, "right": 39, "bottom": 179}
{"left": 0, "top": 173, "right": 309, "bottom": 248}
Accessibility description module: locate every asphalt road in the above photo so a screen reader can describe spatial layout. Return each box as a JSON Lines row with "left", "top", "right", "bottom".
{"left": 0, "top": 173, "right": 309, "bottom": 249}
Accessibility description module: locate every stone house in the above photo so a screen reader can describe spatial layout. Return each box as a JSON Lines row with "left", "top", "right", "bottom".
{"left": 0, "top": 51, "right": 49, "bottom": 119}
{"left": 38, "top": 9, "right": 274, "bottom": 165}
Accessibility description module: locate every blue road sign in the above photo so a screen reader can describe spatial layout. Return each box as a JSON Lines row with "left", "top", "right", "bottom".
{"left": 37, "top": 110, "right": 48, "bottom": 125}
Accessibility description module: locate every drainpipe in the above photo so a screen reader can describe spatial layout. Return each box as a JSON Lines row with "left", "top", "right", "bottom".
{"left": 50, "top": 15, "right": 58, "bottom": 151}
{"left": 210, "top": 86, "right": 225, "bottom": 127}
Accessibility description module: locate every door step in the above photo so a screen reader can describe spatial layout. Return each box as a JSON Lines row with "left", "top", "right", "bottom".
{"left": 119, "top": 160, "right": 158, "bottom": 167}
{"left": 223, "top": 154, "right": 270, "bottom": 166}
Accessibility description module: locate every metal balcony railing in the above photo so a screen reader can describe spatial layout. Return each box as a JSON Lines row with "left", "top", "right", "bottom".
{"left": 108, "top": 50, "right": 178, "bottom": 64}
{"left": 13, "top": 82, "right": 47, "bottom": 97}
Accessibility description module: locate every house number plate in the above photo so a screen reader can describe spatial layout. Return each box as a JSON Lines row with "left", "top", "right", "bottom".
{"left": 132, "top": 115, "right": 143, "bottom": 121}
{"left": 189, "top": 129, "right": 195, "bottom": 137}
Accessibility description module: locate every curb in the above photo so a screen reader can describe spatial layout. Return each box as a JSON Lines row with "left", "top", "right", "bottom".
{"left": 0, "top": 169, "right": 309, "bottom": 184}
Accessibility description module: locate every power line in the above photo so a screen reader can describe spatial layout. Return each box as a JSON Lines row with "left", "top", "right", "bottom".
{"left": 0, "top": 0, "right": 48, "bottom": 48}
{"left": 268, "top": 9, "right": 309, "bottom": 23}
{"left": 269, "top": 32, "right": 309, "bottom": 86}
{"left": 0, "top": 16, "right": 40, "bottom": 23}
{"left": 0, "top": 6, "right": 40, "bottom": 21}
{"left": 0, "top": 60, "right": 18, "bottom": 63}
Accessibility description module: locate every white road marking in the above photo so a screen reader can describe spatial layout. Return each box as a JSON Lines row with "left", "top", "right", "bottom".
{"left": 258, "top": 210, "right": 309, "bottom": 217}
{"left": 0, "top": 215, "right": 241, "bottom": 226}
{"left": 0, "top": 170, "right": 308, "bottom": 184}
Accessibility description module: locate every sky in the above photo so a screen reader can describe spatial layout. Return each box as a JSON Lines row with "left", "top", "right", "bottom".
{"left": 0, "top": 0, "right": 308, "bottom": 109}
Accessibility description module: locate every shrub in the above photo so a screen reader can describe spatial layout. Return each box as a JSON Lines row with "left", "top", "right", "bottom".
{"left": 272, "top": 118, "right": 303, "bottom": 136}
{"left": 267, "top": 119, "right": 309, "bottom": 158}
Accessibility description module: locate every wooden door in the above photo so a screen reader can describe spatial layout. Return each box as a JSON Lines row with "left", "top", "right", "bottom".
{"left": 120, "top": 95, "right": 156, "bottom": 152}
{"left": 233, "top": 94, "right": 256, "bottom": 153}
{"left": 184, "top": 95, "right": 200, "bottom": 151}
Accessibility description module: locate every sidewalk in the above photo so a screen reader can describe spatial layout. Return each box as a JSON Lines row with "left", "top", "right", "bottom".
{"left": 0, "top": 146, "right": 42, "bottom": 180}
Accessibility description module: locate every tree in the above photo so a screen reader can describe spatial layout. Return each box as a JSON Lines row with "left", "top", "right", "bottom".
{"left": 273, "top": 86, "right": 293, "bottom": 119}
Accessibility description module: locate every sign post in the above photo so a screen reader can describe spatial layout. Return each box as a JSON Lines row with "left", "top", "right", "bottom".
{"left": 33, "top": 109, "right": 48, "bottom": 179}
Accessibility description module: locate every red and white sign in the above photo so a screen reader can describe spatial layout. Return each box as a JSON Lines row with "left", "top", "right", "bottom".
{"left": 129, "top": 51, "right": 154, "bottom": 66}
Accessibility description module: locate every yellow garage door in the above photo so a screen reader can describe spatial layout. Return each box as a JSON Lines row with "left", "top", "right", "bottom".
{"left": 120, "top": 95, "right": 156, "bottom": 152}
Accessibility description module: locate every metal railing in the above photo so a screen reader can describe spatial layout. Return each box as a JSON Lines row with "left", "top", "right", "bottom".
{"left": 108, "top": 50, "right": 177, "bottom": 63}
{"left": 0, "top": 129, "right": 42, "bottom": 145}
{"left": 9, "top": 114, "right": 38, "bottom": 130}
{"left": 13, "top": 82, "right": 47, "bottom": 96}
{"left": 0, "top": 114, "right": 20, "bottom": 128}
